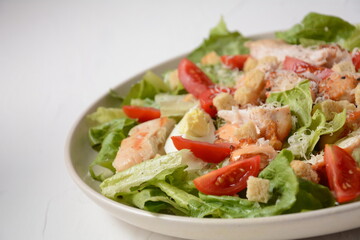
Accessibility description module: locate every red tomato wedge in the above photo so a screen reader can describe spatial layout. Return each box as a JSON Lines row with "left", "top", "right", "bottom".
{"left": 171, "top": 136, "right": 233, "bottom": 163}
{"left": 122, "top": 105, "right": 161, "bottom": 123}
{"left": 193, "top": 155, "right": 261, "bottom": 196}
{"left": 283, "top": 56, "right": 333, "bottom": 80}
{"left": 220, "top": 54, "right": 249, "bottom": 70}
{"left": 199, "top": 86, "right": 235, "bottom": 117}
{"left": 352, "top": 51, "right": 360, "bottom": 72}
{"left": 324, "top": 145, "right": 360, "bottom": 203}
{"left": 178, "top": 58, "right": 214, "bottom": 98}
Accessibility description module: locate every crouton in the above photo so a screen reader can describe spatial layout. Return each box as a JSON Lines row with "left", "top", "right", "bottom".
{"left": 256, "top": 56, "right": 280, "bottom": 72}
{"left": 290, "top": 160, "right": 319, "bottom": 183}
{"left": 246, "top": 176, "right": 270, "bottom": 203}
{"left": 234, "top": 86, "right": 257, "bottom": 105}
{"left": 234, "top": 69, "right": 265, "bottom": 106}
{"left": 332, "top": 61, "right": 356, "bottom": 74}
{"left": 213, "top": 92, "right": 236, "bottom": 111}
{"left": 312, "top": 99, "right": 356, "bottom": 121}
{"left": 243, "top": 57, "right": 258, "bottom": 72}
{"left": 200, "top": 51, "right": 221, "bottom": 65}
{"left": 235, "top": 121, "right": 259, "bottom": 140}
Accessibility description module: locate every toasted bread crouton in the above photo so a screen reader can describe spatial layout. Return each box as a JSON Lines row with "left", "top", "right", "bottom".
{"left": 332, "top": 61, "right": 356, "bottom": 74}
{"left": 213, "top": 92, "right": 236, "bottom": 111}
{"left": 234, "top": 69, "right": 265, "bottom": 106}
{"left": 200, "top": 51, "right": 221, "bottom": 65}
{"left": 243, "top": 57, "right": 258, "bottom": 72}
{"left": 235, "top": 121, "right": 259, "bottom": 140}
{"left": 246, "top": 176, "right": 270, "bottom": 203}
{"left": 313, "top": 99, "right": 356, "bottom": 121}
{"left": 256, "top": 56, "right": 280, "bottom": 72}
{"left": 290, "top": 160, "right": 319, "bottom": 183}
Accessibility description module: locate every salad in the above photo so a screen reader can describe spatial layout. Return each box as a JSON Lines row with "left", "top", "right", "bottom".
{"left": 86, "top": 12, "right": 360, "bottom": 218}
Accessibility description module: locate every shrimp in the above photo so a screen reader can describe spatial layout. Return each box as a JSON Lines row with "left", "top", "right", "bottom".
{"left": 112, "top": 117, "right": 175, "bottom": 172}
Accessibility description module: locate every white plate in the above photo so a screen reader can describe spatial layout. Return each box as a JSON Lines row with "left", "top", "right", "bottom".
{"left": 65, "top": 33, "right": 360, "bottom": 240}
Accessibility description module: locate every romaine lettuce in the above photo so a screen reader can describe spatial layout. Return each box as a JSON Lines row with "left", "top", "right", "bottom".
{"left": 287, "top": 109, "right": 346, "bottom": 159}
{"left": 100, "top": 150, "right": 190, "bottom": 198}
{"left": 266, "top": 80, "right": 313, "bottom": 130}
{"left": 276, "top": 12, "right": 359, "bottom": 50}
{"left": 122, "top": 71, "right": 169, "bottom": 106}
{"left": 88, "top": 118, "right": 137, "bottom": 181}
{"left": 188, "top": 18, "right": 249, "bottom": 63}
{"left": 87, "top": 107, "right": 125, "bottom": 125}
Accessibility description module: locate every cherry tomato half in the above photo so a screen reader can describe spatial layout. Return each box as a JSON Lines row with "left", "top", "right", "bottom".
{"left": 220, "top": 54, "right": 249, "bottom": 70}
{"left": 283, "top": 56, "right": 333, "bottom": 80}
{"left": 324, "top": 144, "right": 360, "bottom": 203}
{"left": 352, "top": 51, "right": 360, "bottom": 72}
{"left": 178, "top": 58, "right": 214, "bottom": 98}
{"left": 193, "top": 155, "right": 261, "bottom": 196}
{"left": 122, "top": 105, "right": 161, "bottom": 123}
{"left": 199, "top": 86, "right": 235, "bottom": 118}
{"left": 171, "top": 136, "right": 233, "bottom": 163}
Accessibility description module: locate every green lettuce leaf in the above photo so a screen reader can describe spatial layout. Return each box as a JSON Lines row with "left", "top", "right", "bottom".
{"left": 341, "top": 26, "right": 360, "bottom": 51}
{"left": 88, "top": 118, "right": 137, "bottom": 181}
{"left": 122, "top": 188, "right": 189, "bottom": 215}
{"left": 287, "top": 109, "right": 346, "bottom": 158}
{"left": 153, "top": 181, "right": 219, "bottom": 218}
{"left": 100, "top": 150, "right": 190, "bottom": 198}
{"left": 276, "top": 12, "right": 358, "bottom": 50}
{"left": 122, "top": 71, "right": 169, "bottom": 106}
{"left": 285, "top": 178, "right": 335, "bottom": 213}
{"left": 130, "top": 98, "right": 159, "bottom": 108}
{"left": 88, "top": 118, "right": 137, "bottom": 150}
{"left": 188, "top": 18, "right": 249, "bottom": 63}
{"left": 199, "top": 63, "right": 241, "bottom": 87}
{"left": 87, "top": 107, "right": 126, "bottom": 125}
{"left": 266, "top": 80, "right": 313, "bottom": 129}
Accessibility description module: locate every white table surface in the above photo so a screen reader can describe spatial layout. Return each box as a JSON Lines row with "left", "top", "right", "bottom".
{"left": 1, "top": 0, "right": 360, "bottom": 239}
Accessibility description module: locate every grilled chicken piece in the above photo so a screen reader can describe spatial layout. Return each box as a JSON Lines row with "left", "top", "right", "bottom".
{"left": 247, "top": 39, "right": 351, "bottom": 68}
{"left": 318, "top": 72, "right": 359, "bottom": 102}
{"left": 217, "top": 106, "right": 292, "bottom": 149}
{"left": 112, "top": 117, "right": 175, "bottom": 172}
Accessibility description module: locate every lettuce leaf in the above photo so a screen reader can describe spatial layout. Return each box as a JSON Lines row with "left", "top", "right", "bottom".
{"left": 188, "top": 18, "right": 249, "bottom": 63}
{"left": 285, "top": 178, "right": 335, "bottom": 214}
{"left": 100, "top": 150, "right": 190, "bottom": 198}
{"left": 88, "top": 118, "right": 137, "bottom": 150}
{"left": 276, "top": 12, "right": 358, "bottom": 50}
{"left": 121, "top": 71, "right": 169, "bottom": 106}
{"left": 122, "top": 188, "right": 189, "bottom": 215}
{"left": 266, "top": 80, "right": 313, "bottom": 129}
{"left": 87, "top": 107, "right": 126, "bottom": 125}
{"left": 287, "top": 109, "right": 346, "bottom": 159}
{"left": 199, "top": 63, "right": 241, "bottom": 87}
{"left": 152, "top": 181, "right": 219, "bottom": 218}
{"left": 88, "top": 118, "right": 137, "bottom": 181}
{"left": 341, "top": 26, "right": 360, "bottom": 51}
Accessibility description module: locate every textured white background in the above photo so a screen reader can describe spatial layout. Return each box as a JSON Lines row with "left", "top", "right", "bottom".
{"left": 1, "top": 0, "right": 360, "bottom": 239}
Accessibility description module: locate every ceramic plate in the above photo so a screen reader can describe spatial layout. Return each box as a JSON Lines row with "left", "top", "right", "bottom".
{"left": 65, "top": 33, "right": 360, "bottom": 240}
